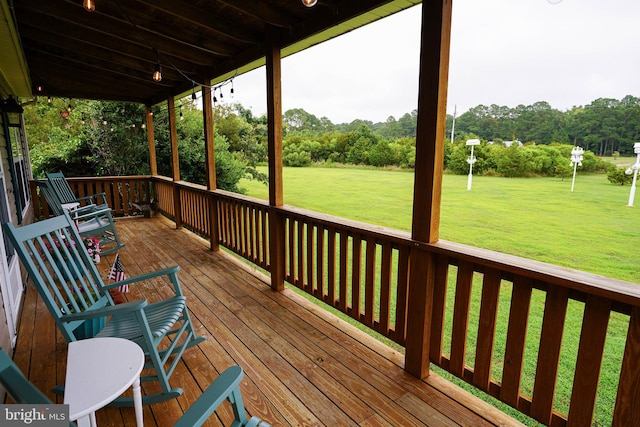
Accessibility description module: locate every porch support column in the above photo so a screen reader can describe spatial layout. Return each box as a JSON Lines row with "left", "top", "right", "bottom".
{"left": 266, "top": 29, "right": 285, "bottom": 292}
{"left": 168, "top": 96, "right": 182, "bottom": 229}
{"left": 405, "top": 0, "right": 453, "bottom": 378}
{"left": 145, "top": 104, "right": 157, "bottom": 176}
{"left": 202, "top": 82, "right": 220, "bottom": 251}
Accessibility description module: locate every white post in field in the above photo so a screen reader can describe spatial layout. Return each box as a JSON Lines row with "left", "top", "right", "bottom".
{"left": 569, "top": 146, "right": 584, "bottom": 192}
{"left": 626, "top": 142, "right": 640, "bottom": 206}
{"left": 466, "top": 139, "right": 480, "bottom": 191}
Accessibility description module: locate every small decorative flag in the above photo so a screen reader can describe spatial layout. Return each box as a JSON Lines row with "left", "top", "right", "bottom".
{"left": 107, "top": 253, "right": 128, "bottom": 292}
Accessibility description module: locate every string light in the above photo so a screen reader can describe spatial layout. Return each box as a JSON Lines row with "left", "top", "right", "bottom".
{"left": 153, "top": 61, "right": 162, "bottom": 82}
{"left": 83, "top": 0, "right": 95, "bottom": 12}
{"left": 301, "top": 0, "right": 317, "bottom": 7}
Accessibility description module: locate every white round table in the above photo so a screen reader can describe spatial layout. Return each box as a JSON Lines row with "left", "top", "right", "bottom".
{"left": 64, "top": 337, "right": 144, "bottom": 427}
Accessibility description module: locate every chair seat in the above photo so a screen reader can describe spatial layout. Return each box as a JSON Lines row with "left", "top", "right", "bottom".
{"left": 96, "top": 296, "right": 187, "bottom": 343}
{"left": 76, "top": 217, "right": 111, "bottom": 234}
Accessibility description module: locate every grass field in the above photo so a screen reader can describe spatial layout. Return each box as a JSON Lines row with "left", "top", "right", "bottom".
{"left": 240, "top": 167, "right": 640, "bottom": 283}
{"left": 238, "top": 167, "right": 639, "bottom": 425}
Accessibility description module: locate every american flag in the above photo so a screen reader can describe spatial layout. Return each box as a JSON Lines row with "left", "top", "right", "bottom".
{"left": 107, "top": 254, "right": 128, "bottom": 292}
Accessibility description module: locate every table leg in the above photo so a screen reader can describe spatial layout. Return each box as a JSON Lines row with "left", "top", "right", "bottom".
{"left": 133, "top": 377, "right": 144, "bottom": 427}
{"left": 74, "top": 414, "right": 92, "bottom": 427}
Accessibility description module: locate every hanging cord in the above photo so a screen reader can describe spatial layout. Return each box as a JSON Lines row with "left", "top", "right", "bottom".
{"left": 113, "top": 2, "right": 237, "bottom": 89}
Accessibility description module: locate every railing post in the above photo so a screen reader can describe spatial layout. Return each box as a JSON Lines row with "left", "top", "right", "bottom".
{"left": 266, "top": 27, "right": 285, "bottom": 291}
{"left": 168, "top": 96, "right": 182, "bottom": 229}
{"left": 146, "top": 104, "right": 157, "bottom": 176}
{"left": 405, "top": 0, "right": 452, "bottom": 378}
{"left": 202, "top": 82, "right": 219, "bottom": 251}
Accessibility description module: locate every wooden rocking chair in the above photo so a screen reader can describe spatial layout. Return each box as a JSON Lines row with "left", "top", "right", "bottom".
{"left": 0, "top": 350, "right": 269, "bottom": 426}
{"left": 3, "top": 213, "right": 206, "bottom": 406}
{"left": 36, "top": 179, "right": 125, "bottom": 255}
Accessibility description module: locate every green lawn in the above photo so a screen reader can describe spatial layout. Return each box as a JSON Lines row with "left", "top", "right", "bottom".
{"left": 240, "top": 167, "right": 640, "bottom": 283}
{"left": 238, "top": 167, "right": 639, "bottom": 425}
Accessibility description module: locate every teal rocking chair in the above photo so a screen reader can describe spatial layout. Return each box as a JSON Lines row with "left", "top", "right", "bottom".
{"left": 46, "top": 171, "right": 109, "bottom": 211}
{"left": 3, "top": 213, "right": 206, "bottom": 406}
{"left": 36, "top": 180, "right": 125, "bottom": 255}
{"left": 0, "top": 350, "right": 270, "bottom": 426}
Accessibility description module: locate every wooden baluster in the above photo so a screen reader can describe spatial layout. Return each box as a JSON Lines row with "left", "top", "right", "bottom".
{"left": 305, "top": 222, "right": 315, "bottom": 293}
{"left": 297, "top": 220, "right": 305, "bottom": 289}
{"left": 394, "top": 245, "right": 410, "bottom": 344}
{"left": 429, "top": 255, "right": 449, "bottom": 365}
{"left": 326, "top": 227, "right": 336, "bottom": 304}
{"left": 450, "top": 260, "right": 475, "bottom": 377}
{"left": 612, "top": 306, "right": 640, "bottom": 427}
{"left": 378, "top": 243, "right": 393, "bottom": 335}
{"left": 567, "top": 295, "right": 611, "bottom": 426}
{"left": 531, "top": 284, "right": 569, "bottom": 424}
{"left": 351, "top": 236, "right": 363, "bottom": 321}
{"left": 364, "top": 237, "right": 377, "bottom": 328}
{"left": 474, "top": 267, "right": 502, "bottom": 391}
{"left": 338, "top": 232, "right": 349, "bottom": 312}
{"left": 315, "top": 226, "right": 325, "bottom": 299}
{"left": 501, "top": 275, "right": 533, "bottom": 408}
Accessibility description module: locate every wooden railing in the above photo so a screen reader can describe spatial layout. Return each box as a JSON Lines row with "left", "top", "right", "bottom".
{"left": 29, "top": 175, "right": 640, "bottom": 426}
{"left": 30, "top": 176, "right": 154, "bottom": 219}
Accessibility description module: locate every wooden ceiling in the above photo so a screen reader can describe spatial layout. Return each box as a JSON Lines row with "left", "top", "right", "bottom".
{"left": 12, "top": 0, "right": 420, "bottom": 105}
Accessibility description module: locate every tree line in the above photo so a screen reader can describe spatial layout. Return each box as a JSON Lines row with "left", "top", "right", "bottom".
{"left": 24, "top": 95, "right": 639, "bottom": 193}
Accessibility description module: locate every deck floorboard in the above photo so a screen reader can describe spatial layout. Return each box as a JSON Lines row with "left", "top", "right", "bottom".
{"left": 13, "top": 216, "right": 523, "bottom": 426}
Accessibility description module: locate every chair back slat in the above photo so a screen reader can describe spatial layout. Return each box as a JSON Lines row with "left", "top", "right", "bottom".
{"left": 46, "top": 171, "right": 79, "bottom": 205}
{"left": 35, "top": 180, "right": 65, "bottom": 216}
{"left": 4, "top": 213, "right": 113, "bottom": 342}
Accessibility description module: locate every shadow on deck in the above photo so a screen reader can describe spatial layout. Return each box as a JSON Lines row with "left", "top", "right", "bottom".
{"left": 13, "top": 215, "right": 523, "bottom": 426}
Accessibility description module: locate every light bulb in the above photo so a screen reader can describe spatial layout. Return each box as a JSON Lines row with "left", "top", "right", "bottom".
{"left": 83, "top": 0, "right": 95, "bottom": 12}
{"left": 301, "top": 0, "right": 317, "bottom": 7}
{"left": 153, "top": 62, "right": 162, "bottom": 82}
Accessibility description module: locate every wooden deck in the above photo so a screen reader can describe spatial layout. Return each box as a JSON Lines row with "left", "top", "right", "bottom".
{"left": 12, "top": 215, "right": 523, "bottom": 426}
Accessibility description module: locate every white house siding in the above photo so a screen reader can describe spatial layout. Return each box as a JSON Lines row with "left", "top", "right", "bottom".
{"left": 0, "top": 114, "right": 13, "bottom": 354}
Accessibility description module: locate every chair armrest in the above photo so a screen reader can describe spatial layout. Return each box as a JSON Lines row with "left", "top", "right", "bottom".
{"left": 102, "top": 266, "right": 184, "bottom": 295}
{"left": 61, "top": 299, "right": 147, "bottom": 322}
{"left": 70, "top": 206, "right": 112, "bottom": 221}
{"left": 74, "top": 195, "right": 96, "bottom": 204}
{"left": 74, "top": 192, "right": 107, "bottom": 203}
{"left": 174, "top": 366, "right": 246, "bottom": 427}
{"left": 68, "top": 203, "right": 100, "bottom": 215}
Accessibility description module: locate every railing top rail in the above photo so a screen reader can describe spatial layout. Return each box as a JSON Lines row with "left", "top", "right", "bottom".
{"left": 426, "top": 239, "right": 640, "bottom": 307}
{"left": 65, "top": 175, "right": 153, "bottom": 181}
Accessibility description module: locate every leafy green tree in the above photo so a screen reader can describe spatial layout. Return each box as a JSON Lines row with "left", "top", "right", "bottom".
{"left": 496, "top": 144, "right": 534, "bottom": 177}
{"left": 24, "top": 98, "right": 148, "bottom": 177}
{"left": 368, "top": 140, "right": 395, "bottom": 167}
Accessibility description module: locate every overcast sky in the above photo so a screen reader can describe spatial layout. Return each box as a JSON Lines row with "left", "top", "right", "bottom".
{"left": 223, "top": 0, "right": 640, "bottom": 124}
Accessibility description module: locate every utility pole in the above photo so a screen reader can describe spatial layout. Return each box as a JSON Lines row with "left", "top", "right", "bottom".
{"left": 450, "top": 104, "right": 456, "bottom": 143}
